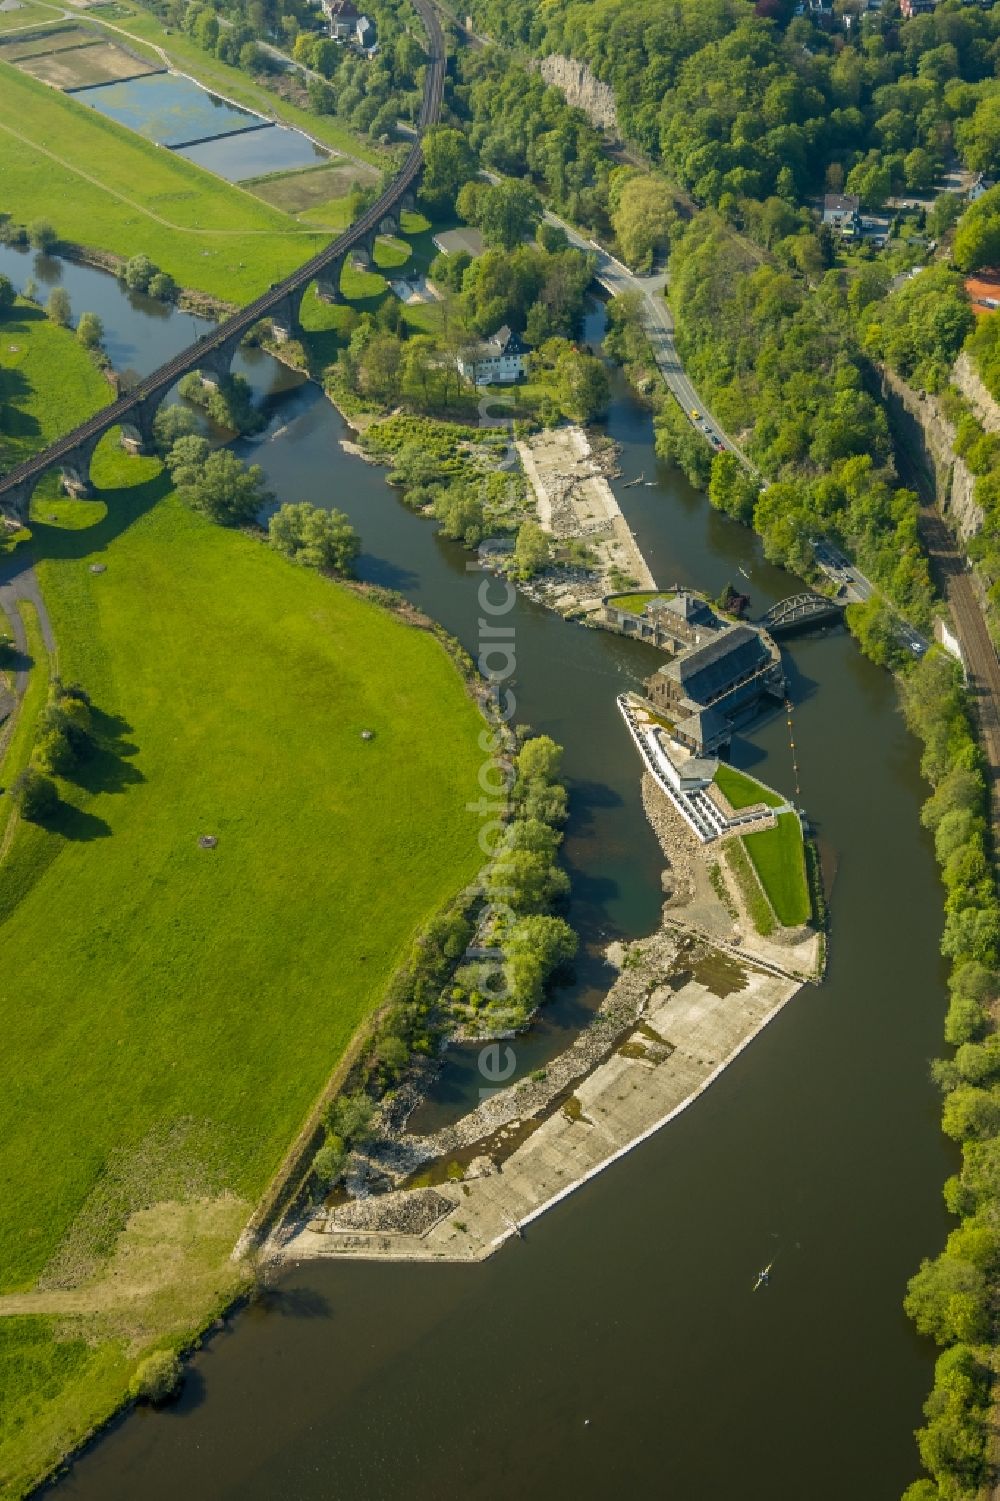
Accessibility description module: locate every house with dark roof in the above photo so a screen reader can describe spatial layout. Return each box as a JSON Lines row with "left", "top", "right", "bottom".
{"left": 822, "top": 193, "right": 861, "bottom": 235}
{"left": 320, "top": 0, "right": 375, "bottom": 44}
{"left": 645, "top": 621, "right": 785, "bottom": 754}
{"left": 457, "top": 325, "right": 530, "bottom": 386}
{"left": 602, "top": 590, "right": 716, "bottom": 652}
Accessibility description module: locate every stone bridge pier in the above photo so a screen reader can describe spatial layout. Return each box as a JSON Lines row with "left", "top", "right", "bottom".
{"left": 268, "top": 290, "right": 303, "bottom": 345}
{"left": 314, "top": 255, "right": 345, "bottom": 304}
{"left": 190, "top": 334, "right": 240, "bottom": 389}
{"left": 119, "top": 395, "right": 161, "bottom": 455}
{"left": 58, "top": 429, "right": 106, "bottom": 499}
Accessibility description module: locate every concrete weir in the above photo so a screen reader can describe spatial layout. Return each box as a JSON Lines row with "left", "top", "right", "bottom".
{"left": 276, "top": 950, "right": 803, "bottom": 1267}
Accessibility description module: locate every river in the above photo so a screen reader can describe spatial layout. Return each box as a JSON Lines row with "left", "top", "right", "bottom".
{"left": 0, "top": 247, "right": 952, "bottom": 1500}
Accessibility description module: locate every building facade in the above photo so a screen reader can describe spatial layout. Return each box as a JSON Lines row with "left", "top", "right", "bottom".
{"left": 457, "top": 325, "right": 530, "bottom": 386}
{"left": 603, "top": 590, "right": 784, "bottom": 756}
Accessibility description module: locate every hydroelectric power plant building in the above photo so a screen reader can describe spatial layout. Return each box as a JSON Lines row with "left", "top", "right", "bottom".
{"left": 602, "top": 591, "right": 785, "bottom": 756}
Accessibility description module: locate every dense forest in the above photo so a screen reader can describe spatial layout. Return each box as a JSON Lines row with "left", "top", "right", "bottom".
{"left": 466, "top": 0, "right": 1000, "bottom": 210}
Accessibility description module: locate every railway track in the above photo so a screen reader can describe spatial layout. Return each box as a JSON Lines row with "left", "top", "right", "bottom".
{"left": 919, "top": 502, "right": 1000, "bottom": 825}
{"left": 0, "top": 0, "right": 446, "bottom": 503}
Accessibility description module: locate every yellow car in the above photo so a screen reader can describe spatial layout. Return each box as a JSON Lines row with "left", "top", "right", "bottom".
{"left": 690, "top": 408, "right": 700, "bottom": 419}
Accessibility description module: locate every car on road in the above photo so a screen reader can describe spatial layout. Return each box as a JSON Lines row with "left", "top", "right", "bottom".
{"left": 690, "top": 408, "right": 700, "bottom": 419}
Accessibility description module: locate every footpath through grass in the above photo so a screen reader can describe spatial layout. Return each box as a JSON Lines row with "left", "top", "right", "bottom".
{"left": 742, "top": 812, "right": 811, "bottom": 927}
{"left": 0, "top": 62, "right": 327, "bottom": 303}
{"left": 0, "top": 313, "right": 485, "bottom": 1497}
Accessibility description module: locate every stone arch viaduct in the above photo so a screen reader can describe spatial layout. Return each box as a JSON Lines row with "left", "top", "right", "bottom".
{"left": 0, "top": 0, "right": 445, "bottom": 522}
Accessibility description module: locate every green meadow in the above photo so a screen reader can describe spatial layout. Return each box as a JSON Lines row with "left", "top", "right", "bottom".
{"left": 0, "top": 62, "right": 328, "bottom": 303}
{"left": 0, "top": 304, "right": 484, "bottom": 1496}
{"left": 742, "top": 812, "right": 811, "bottom": 928}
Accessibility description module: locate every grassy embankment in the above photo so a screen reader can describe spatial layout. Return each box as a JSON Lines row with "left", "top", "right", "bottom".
{"left": 742, "top": 813, "right": 811, "bottom": 928}
{"left": 723, "top": 812, "right": 810, "bottom": 935}
{"left": 0, "top": 0, "right": 62, "bottom": 32}
{"left": 0, "top": 308, "right": 485, "bottom": 1497}
{"left": 0, "top": 59, "right": 328, "bottom": 303}
{"left": 712, "top": 763, "right": 784, "bottom": 811}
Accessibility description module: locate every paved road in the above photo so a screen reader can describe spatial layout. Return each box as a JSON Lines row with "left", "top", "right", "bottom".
{"left": 539, "top": 208, "right": 755, "bottom": 469}
{"left": 812, "top": 539, "right": 930, "bottom": 655}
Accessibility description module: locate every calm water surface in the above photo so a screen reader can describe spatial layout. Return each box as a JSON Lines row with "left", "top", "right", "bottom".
{"left": 15, "top": 262, "right": 950, "bottom": 1500}
{"left": 76, "top": 71, "right": 330, "bottom": 178}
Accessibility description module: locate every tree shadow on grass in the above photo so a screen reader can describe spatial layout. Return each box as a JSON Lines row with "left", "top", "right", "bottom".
{"left": 25, "top": 467, "right": 173, "bottom": 571}
{"left": 40, "top": 799, "right": 111, "bottom": 842}
{"left": 68, "top": 708, "right": 144, "bottom": 798}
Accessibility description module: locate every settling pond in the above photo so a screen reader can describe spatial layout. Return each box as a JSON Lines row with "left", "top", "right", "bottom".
{"left": 78, "top": 70, "right": 329, "bottom": 180}
{"left": 0, "top": 249, "right": 953, "bottom": 1501}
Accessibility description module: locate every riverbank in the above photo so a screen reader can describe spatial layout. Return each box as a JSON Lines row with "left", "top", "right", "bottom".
{"left": 273, "top": 767, "right": 817, "bottom": 1267}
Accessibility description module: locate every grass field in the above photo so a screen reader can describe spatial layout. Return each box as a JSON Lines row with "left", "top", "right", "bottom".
{"left": 16, "top": 37, "right": 159, "bottom": 87}
{"left": 0, "top": 303, "right": 113, "bottom": 474}
{"left": 0, "top": 1, "right": 62, "bottom": 34}
{"left": 0, "top": 602, "right": 50, "bottom": 856}
{"left": 0, "top": 306, "right": 485, "bottom": 1496}
{"left": 742, "top": 812, "right": 811, "bottom": 927}
{"left": 0, "top": 61, "right": 329, "bottom": 303}
{"left": 247, "top": 161, "right": 380, "bottom": 224}
{"left": 713, "top": 763, "right": 784, "bottom": 810}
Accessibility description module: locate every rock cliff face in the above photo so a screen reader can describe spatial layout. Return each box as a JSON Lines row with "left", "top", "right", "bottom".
{"left": 881, "top": 366, "right": 984, "bottom": 541}
{"left": 953, "top": 349, "right": 1000, "bottom": 435}
{"left": 538, "top": 54, "right": 619, "bottom": 134}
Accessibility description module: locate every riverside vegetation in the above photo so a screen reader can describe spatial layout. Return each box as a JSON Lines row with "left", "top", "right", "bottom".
{"left": 0, "top": 300, "right": 487, "bottom": 1497}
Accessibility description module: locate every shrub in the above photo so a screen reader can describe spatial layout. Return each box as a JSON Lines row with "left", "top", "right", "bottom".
{"left": 11, "top": 767, "right": 58, "bottom": 822}
{"left": 76, "top": 312, "right": 104, "bottom": 350}
{"left": 312, "top": 1131, "right": 346, "bottom": 1186}
{"left": 129, "top": 1350, "right": 182, "bottom": 1404}
{"left": 268, "top": 502, "right": 359, "bottom": 576}
{"left": 28, "top": 220, "right": 57, "bottom": 251}
{"left": 45, "top": 288, "right": 71, "bottom": 328}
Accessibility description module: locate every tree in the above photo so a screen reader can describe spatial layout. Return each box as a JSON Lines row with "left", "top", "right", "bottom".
{"left": 45, "top": 288, "right": 71, "bottom": 327}
{"left": 0, "top": 275, "right": 14, "bottom": 317}
{"left": 611, "top": 173, "right": 676, "bottom": 271}
{"left": 475, "top": 180, "right": 543, "bottom": 253}
{"left": 419, "top": 126, "right": 477, "bottom": 212}
{"left": 484, "top": 848, "right": 569, "bottom": 914}
{"left": 171, "top": 447, "right": 272, "bottom": 527}
{"left": 11, "top": 767, "right": 58, "bottom": 822}
{"left": 904, "top": 1250, "right": 990, "bottom": 1344}
{"left": 517, "top": 734, "right": 562, "bottom": 785}
{"left": 153, "top": 403, "right": 200, "bottom": 451}
{"left": 122, "top": 254, "right": 157, "bottom": 293}
{"left": 268, "top": 502, "right": 360, "bottom": 574}
{"left": 76, "top": 312, "right": 103, "bottom": 350}
{"left": 148, "top": 272, "right": 176, "bottom": 303}
{"left": 129, "top": 1351, "right": 182, "bottom": 1404}
{"left": 554, "top": 348, "right": 609, "bottom": 422}
{"left": 709, "top": 452, "right": 758, "bottom": 523}
{"left": 954, "top": 193, "right": 1000, "bottom": 273}
{"left": 357, "top": 334, "right": 403, "bottom": 403}
{"left": 511, "top": 520, "right": 551, "bottom": 579}
{"left": 28, "top": 220, "right": 57, "bottom": 251}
